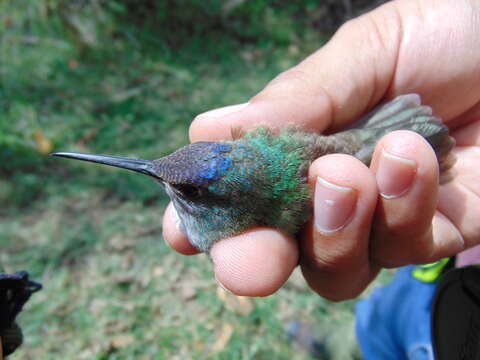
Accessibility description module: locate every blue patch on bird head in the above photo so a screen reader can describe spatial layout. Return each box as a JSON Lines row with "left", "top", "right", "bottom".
{"left": 197, "top": 156, "right": 232, "bottom": 183}
{"left": 153, "top": 141, "right": 233, "bottom": 186}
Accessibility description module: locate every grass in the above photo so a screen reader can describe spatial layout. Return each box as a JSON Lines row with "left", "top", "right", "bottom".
{"left": 1, "top": 1, "right": 391, "bottom": 359}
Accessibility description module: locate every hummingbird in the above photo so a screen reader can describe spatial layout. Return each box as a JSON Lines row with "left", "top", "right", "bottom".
{"left": 52, "top": 94, "right": 455, "bottom": 252}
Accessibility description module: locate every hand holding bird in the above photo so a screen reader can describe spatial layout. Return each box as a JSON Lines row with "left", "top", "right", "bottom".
{"left": 163, "top": 0, "right": 480, "bottom": 299}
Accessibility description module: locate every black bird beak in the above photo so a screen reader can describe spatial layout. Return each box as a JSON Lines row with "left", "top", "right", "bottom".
{"left": 51, "top": 152, "right": 161, "bottom": 180}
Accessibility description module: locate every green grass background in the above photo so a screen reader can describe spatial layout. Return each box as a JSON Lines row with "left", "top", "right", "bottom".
{"left": 1, "top": 1, "right": 390, "bottom": 358}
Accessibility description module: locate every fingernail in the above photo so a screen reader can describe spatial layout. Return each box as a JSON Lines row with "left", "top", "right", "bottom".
{"left": 377, "top": 148, "right": 417, "bottom": 199}
{"left": 196, "top": 102, "right": 249, "bottom": 120}
{"left": 315, "top": 177, "right": 357, "bottom": 233}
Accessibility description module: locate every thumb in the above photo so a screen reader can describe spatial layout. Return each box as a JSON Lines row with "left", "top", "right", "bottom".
{"left": 190, "top": 3, "right": 400, "bottom": 142}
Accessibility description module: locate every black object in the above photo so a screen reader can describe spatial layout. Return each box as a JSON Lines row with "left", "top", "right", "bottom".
{"left": 0, "top": 271, "right": 42, "bottom": 356}
{"left": 432, "top": 265, "right": 480, "bottom": 359}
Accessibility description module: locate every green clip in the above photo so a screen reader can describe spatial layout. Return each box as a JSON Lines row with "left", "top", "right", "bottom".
{"left": 412, "top": 258, "right": 451, "bottom": 282}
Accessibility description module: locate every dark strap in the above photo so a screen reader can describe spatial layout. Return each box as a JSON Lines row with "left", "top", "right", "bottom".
{"left": 0, "top": 271, "right": 42, "bottom": 332}
{"left": 432, "top": 265, "right": 480, "bottom": 359}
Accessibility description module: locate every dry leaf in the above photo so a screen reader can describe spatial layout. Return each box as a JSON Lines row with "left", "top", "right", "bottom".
{"left": 89, "top": 298, "right": 108, "bottom": 315}
{"left": 180, "top": 285, "right": 197, "bottom": 301}
{"left": 105, "top": 320, "right": 130, "bottom": 334}
{"left": 110, "top": 334, "right": 135, "bottom": 349}
{"left": 109, "top": 235, "right": 135, "bottom": 251}
{"left": 216, "top": 286, "right": 253, "bottom": 316}
{"left": 216, "top": 286, "right": 228, "bottom": 302}
{"left": 68, "top": 58, "right": 79, "bottom": 69}
{"left": 211, "top": 323, "right": 234, "bottom": 354}
{"left": 176, "top": 277, "right": 202, "bottom": 301}
{"left": 288, "top": 44, "right": 299, "bottom": 56}
{"left": 32, "top": 130, "right": 53, "bottom": 154}
{"left": 4, "top": 17, "right": 13, "bottom": 28}
{"left": 78, "top": 127, "right": 98, "bottom": 144}
{"left": 152, "top": 266, "right": 165, "bottom": 277}
{"left": 122, "top": 302, "right": 136, "bottom": 312}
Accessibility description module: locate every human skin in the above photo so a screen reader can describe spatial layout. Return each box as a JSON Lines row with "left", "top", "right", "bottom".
{"left": 163, "top": 0, "right": 480, "bottom": 300}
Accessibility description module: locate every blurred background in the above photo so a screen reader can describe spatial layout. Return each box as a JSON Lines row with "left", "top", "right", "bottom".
{"left": 1, "top": 1, "right": 388, "bottom": 358}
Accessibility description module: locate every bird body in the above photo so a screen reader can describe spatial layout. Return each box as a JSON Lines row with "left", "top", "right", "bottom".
{"left": 52, "top": 94, "right": 455, "bottom": 252}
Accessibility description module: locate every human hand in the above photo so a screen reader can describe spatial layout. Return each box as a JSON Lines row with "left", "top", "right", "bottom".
{"left": 163, "top": 0, "right": 480, "bottom": 300}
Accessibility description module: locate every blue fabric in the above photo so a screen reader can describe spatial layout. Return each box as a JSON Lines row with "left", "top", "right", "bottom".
{"left": 355, "top": 266, "right": 437, "bottom": 360}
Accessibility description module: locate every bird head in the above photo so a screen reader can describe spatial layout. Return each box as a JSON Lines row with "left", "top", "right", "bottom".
{"left": 52, "top": 141, "right": 267, "bottom": 252}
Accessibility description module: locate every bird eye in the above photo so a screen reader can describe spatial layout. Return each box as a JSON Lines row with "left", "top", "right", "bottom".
{"left": 175, "top": 184, "right": 202, "bottom": 198}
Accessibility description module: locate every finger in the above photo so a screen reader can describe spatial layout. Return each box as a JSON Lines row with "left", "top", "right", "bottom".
{"left": 163, "top": 202, "right": 300, "bottom": 297}
{"left": 162, "top": 202, "right": 199, "bottom": 255}
{"left": 436, "top": 120, "right": 480, "bottom": 252}
{"left": 368, "top": 130, "right": 444, "bottom": 266}
{"left": 300, "top": 154, "right": 379, "bottom": 301}
{"left": 437, "top": 146, "right": 480, "bottom": 251}
{"left": 210, "top": 228, "right": 298, "bottom": 297}
{"left": 189, "top": 5, "right": 403, "bottom": 142}
{"left": 436, "top": 96, "right": 480, "bottom": 255}
{"left": 451, "top": 102, "right": 480, "bottom": 143}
